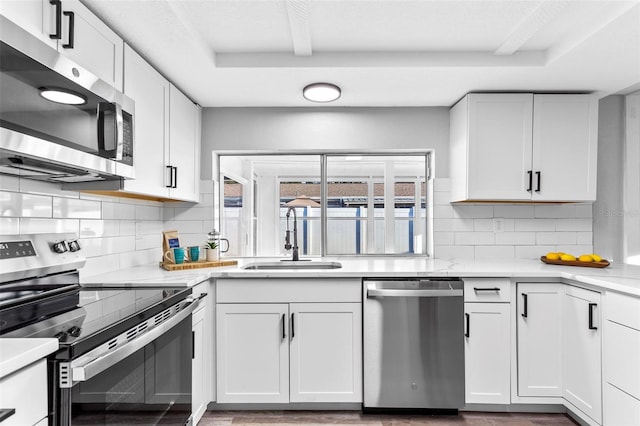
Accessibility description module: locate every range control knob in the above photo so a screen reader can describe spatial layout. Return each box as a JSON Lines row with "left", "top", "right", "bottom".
{"left": 68, "top": 240, "right": 81, "bottom": 252}
{"left": 67, "top": 326, "right": 82, "bottom": 337}
{"left": 52, "top": 241, "right": 68, "bottom": 253}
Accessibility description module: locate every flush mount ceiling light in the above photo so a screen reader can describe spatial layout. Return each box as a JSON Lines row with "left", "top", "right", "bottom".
{"left": 39, "top": 87, "right": 87, "bottom": 105}
{"left": 303, "top": 83, "right": 341, "bottom": 103}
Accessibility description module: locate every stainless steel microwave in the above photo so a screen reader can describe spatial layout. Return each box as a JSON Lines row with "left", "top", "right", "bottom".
{"left": 0, "top": 15, "right": 134, "bottom": 183}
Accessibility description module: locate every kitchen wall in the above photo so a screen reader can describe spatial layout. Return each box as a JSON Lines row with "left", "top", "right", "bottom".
{"left": 0, "top": 175, "right": 213, "bottom": 278}
{"left": 202, "top": 106, "right": 594, "bottom": 259}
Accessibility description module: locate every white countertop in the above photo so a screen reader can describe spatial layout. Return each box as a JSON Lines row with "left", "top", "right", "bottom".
{"left": 0, "top": 338, "right": 58, "bottom": 379}
{"left": 80, "top": 257, "right": 640, "bottom": 297}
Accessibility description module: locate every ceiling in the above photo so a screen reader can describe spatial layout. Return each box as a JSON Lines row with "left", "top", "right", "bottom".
{"left": 81, "top": 0, "right": 640, "bottom": 108}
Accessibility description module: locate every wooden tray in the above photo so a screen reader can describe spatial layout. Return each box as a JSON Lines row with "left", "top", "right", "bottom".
{"left": 160, "top": 259, "right": 238, "bottom": 271}
{"left": 540, "top": 256, "right": 609, "bottom": 268}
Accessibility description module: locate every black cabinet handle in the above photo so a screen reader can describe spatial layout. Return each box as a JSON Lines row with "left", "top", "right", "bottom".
{"left": 281, "top": 313, "right": 286, "bottom": 340}
{"left": 535, "top": 171, "right": 541, "bottom": 192}
{"left": 62, "top": 11, "right": 75, "bottom": 49}
{"left": 173, "top": 166, "right": 178, "bottom": 188}
{"left": 588, "top": 303, "right": 598, "bottom": 330}
{"left": 291, "top": 313, "right": 295, "bottom": 338}
{"left": 191, "top": 330, "right": 195, "bottom": 359}
{"left": 465, "top": 313, "right": 470, "bottom": 338}
{"left": 473, "top": 287, "right": 500, "bottom": 292}
{"left": 521, "top": 293, "right": 528, "bottom": 318}
{"left": 49, "top": 0, "right": 62, "bottom": 40}
{"left": 527, "top": 170, "right": 533, "bottom": 192}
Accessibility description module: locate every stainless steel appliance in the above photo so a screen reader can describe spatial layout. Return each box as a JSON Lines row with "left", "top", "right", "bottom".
{"left": 0, "top": 233, "right": 202, "bottom": 426}
{"left": 363, "top": 278, "right": 465, "bottom": 412}
{"left": 0, "top": 15, "right": 134, "bottom": 183}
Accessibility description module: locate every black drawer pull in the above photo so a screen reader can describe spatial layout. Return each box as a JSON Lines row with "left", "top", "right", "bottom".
{"left": 588, "top": 303, "right": 598, "bottom": 330}
{"left": 291, "top": 313, "right": 295, "bottom": 338}
{"left": 62, "top": 11, "right": 75, "bottom": 49}
{"left": 535, "top": 171, "right": 541, "bottom": 192}
{"left": 465, "top": 313, "right": 470, "bottom": 338}
{"left": 49, "top": 0, "right": 62, "bottom": 40}
{"left": 473, "top": 287, "right": 500, "bottom": 292}
{"left": 527, "top": 170, "right": 533, "bottom": 192}
{"left": 281, "top": 313, "right": 286, "bottom": 340}
{"left": 521, "top": 293, "right": 528, "bottom": 318}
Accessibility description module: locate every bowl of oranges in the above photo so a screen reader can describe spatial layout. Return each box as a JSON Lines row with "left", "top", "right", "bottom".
{"left": 541, "top": 252, "right": 609, "bottom": 268}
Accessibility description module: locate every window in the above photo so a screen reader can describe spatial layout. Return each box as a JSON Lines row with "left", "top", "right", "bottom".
{"left": 218, "top": 153, "right": 430, "bottom": 258}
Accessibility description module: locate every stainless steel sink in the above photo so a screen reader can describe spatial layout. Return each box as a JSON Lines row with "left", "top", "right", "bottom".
{"left": 242, "top": 261, "right": 342, "bottom": 270}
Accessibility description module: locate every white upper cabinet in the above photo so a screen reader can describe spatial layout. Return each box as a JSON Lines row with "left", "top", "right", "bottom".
{"left": 450, "top": 93, "right": 598, "bottom": 202}
{"left": 122, "top": 47, "right": 201, "bottom": 202}
{"left": 0, "top": 0, "right": 123, "bottom": 90}
{"left": 123, "top": 45, "right": 169, "bottom": 198}
{"left": 168, "top": 83, "right": 200, "bottom": 202}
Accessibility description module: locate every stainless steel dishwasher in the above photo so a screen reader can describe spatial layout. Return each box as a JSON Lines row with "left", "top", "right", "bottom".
{"left": 363, "top": 278, "right": 464, "bottom": 411}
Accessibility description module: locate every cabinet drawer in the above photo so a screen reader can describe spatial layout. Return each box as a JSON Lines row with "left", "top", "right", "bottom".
{"left": 606, "top": 292, "right": 640, "bottom": 330}
{"left": 216, "top": 278, "right": 361, "bottom": 303}
{"left": 464, "top": 278, "right": 510, "bottom": 302}
{"left": 605, "top": 320, "right": 640, "bottom": 399}
{"left": 604, "top": 383, "right": 640, "bottom": 426}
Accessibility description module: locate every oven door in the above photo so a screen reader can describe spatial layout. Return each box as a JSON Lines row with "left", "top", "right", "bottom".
{"left": 53, "top": 300, "right": 196, "bottom": 426}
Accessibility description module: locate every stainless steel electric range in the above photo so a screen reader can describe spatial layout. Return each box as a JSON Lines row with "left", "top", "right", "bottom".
{"left": 0, "top": 233, "right": 203, "bottom": 426}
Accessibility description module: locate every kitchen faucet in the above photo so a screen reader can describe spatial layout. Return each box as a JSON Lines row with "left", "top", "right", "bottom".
{"left": 283, "top": 195, "right": 320, "bottom": 261}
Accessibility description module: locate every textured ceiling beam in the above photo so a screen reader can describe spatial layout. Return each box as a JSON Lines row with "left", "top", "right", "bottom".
{"left": 494, "top": 1, "right": 568, "bottom": 56}
{"left": 216, "top": 51, "right": 547, "bottom": 68}
{"left": 285, "top": 0, "right": 313, "bottom": 56}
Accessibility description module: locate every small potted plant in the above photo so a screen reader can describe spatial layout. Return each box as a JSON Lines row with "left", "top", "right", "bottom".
{"left": 204, "top": 240, "right": 218, "bottom": 261}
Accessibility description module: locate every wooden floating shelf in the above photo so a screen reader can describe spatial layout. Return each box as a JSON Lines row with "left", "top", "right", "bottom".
{"left": 160, "top": 259, "right": 238, "bottom": 271}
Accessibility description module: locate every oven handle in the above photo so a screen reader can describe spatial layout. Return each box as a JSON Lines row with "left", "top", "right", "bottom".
{"left": 70, "top": 296, "right": 200, "bottom": 383}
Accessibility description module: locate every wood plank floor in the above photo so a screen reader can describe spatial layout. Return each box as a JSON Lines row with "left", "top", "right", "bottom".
{"left": 198, "top": 411, "right": 578, "bottom": 425}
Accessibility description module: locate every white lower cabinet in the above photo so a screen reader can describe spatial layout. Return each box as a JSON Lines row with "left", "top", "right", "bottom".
{"left": 192, "top": 304, "right": 207, "bottom": 423}
{"left": 603, "top": 292, "right": 640, "bottom": 426}
{"left": 289, "top": 303, "right": 362, "bottom": 403}
{"left": 563, "top": 285, "right": 602, "bottom": 424}
{"left": 464, "top": 302, "right": 511, "bottom": 404}
{"left": 216, "top": 302, "right": 362, "bottom": 404}
{"left": 516, "top": 283, "right": 563, "bottom": 397}
{"left": 0, "top": 358, "right": 48, "bottom": 426}
{"left": 215, "top": 278, "right": 362, "bottom": 405}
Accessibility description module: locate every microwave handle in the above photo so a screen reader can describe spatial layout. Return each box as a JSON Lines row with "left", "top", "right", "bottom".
{"left": 114, "top": 103, "right": 124, "bottom": 161}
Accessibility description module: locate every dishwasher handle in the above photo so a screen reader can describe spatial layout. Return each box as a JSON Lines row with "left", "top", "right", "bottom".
{"left": 366, "top": 282, "right": 462, "bottom": 298}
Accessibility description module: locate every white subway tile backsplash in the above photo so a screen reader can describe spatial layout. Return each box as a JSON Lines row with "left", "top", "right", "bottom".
{"left": 135, "top": 234, "right": 161, "bottom": 251}
{"left": 554, "top": 218, "right": 592, "bottom": 232}
{"left": 574, "top": 204, "right": 593, "bottom": 218}
{"left": 433, "top": 205, "right": 453, "bottom": 218}
{"left": 473, "top": 219, "right": 493, "bottom": 232}
{"left": 474, "top": 245, "right": 515, "bottom": 259}
{"left": 135, "top": 220, "right": 163, "bottom": 236}
{"left": 495, "top": 232, "right": 536, "bottom": 245}
{"left": 172, "top": 206, "right": 213, "bottom": 221}
{"left": 433, "top": 191, "right": 450, "bottom": 206}
{"left": 493, "top": 205, "right": 534, "bottom": 218}
{"left": 19, "top": 179, "right": 78, "bottom": 199}
{"left": 514, "top": 218, "right": 556, "bottom": 232}
{"left": 79, "top": 220, "right": 120, "bottom": 237}
{"left": 453, "top": 218, "right": 475, "bottom": 232}
{"left": 102, "top": 202, "right": 135, "bottom": 220}
{"left": 534, "top": 204, "right": 576, "bottom": 218}
{"left": 0, "top": 218, "right": 19, "bottom": 234}
{"left": 455, "top": 231, "right": 494, "bottom": 245}
{"left": 536, "top": 231, "right": 577, "bottom": 245}
{"left": 20, "top": 218, "right": 79, "bottom": 234}
{"left": 453, "top": 205, "right": 493, "bottom": 219}
{"left": 0, "top": 176, "right": 20, "bottom": 191}
{"left": 135, "top": 204, "right": 162, "bottom": 221}
{"left": 53, "top": 197, "right": 101, "bottom": 219}
{"left": 435, "top": 245, "right": 474, "bottom": 259}
{"left": 434, "top": 231, "right": 454, "bottom": 245}
{"left": 81, "top": 254, "right": 120, "bottom": 279}
{"left": 433, "top": 178, "right": 451, "bottom": 192}
{"left": 0, "top": 192, "right": 52, "bottom": 217}
{"left": 433, "top": 218, "right": 454, "bottom": 232}
{"left": 556, "top": 245, "right": 594, "bottom": 255}
{"left": 119, "top": 220, "right": 136, "bottom": 236}
{"left": 78, "top": 237, "right": 104, "bottom": 257}
{"left": 577, "top": 232, "right": 593, "bottom": 245}
{"left": 162, "top": 220, "right": 204, "bottom": 234}
{"left": 515, "top": 245, "right": 557, "bottom": 259}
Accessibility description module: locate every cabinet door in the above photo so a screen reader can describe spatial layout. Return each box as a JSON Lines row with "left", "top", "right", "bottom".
{"left": 563, "top": 286, "right": 602, "bottom": 423}
{"left": 467, "top": 93, "right": 533, "bottom": 200}
{"left": 192, "top": 307, "right": 206, "bottom": 424}
{"left": 216, "top": 303, "right": 289, "bottom": 403}
{"left": 289, "top": 303, "right": 362, "bottom": 403}
{"left": 517, "top": 283, "right": 563, "bottom": 397}
{"left": 168, "top": 84, "right": 200, "bottom": 202}
{"left": 57, "top": 0, "right": 123, "bottom": 90}
{"left": 532, "top": 95, "right": 598, "bottom": 201}
{"left": 0, "top": 0, "right": 56, "bottom": 48}
{"left": 464, "top": 302, "right": 511, "bottom": 404}
{"left": 123, "top": 45, "right": 170, "bottom": 198}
